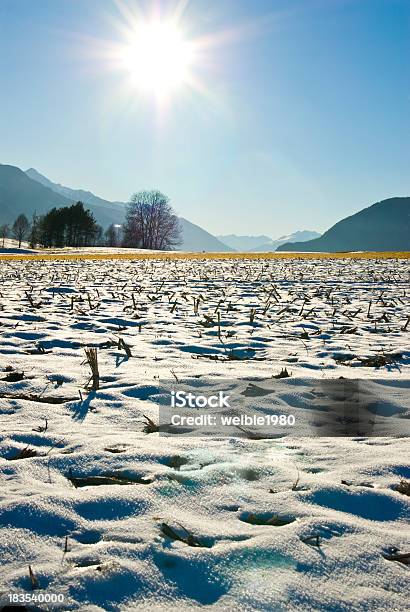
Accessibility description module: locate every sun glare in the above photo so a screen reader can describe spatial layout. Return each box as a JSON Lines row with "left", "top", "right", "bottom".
{"left": 120, "top": 21, "right": 194, "bottom": 96}
{"left": 88, "top": 2, "right": 241, "bottom": 113}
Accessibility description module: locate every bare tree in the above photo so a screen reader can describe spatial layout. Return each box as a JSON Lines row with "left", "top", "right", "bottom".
{"left": 92, "top": 224, "right": 104, "bottom": 247}
{"left": 105, "top": 224, "right": 118, "bottom": 247}
{"left": 123, "top": 191, "right": 181, "bottom": 250}
{"left": 12, "top": 214, "right": 30, "bottom": 248}
{"left": 29, "top": 212, "right": 40, "bottom": 249}
{"left": 0, "top": 224, "right": 9, "bottom": 248}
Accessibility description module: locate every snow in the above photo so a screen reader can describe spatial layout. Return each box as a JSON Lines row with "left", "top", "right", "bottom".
{"left": 0, "top": 256, "right": 409, "bottom": 610}
{"left": 0, "top": 243, "right": 170, "bottom": 257}
{"left": 0, "top": 238, "right": 35, "bottom": 254}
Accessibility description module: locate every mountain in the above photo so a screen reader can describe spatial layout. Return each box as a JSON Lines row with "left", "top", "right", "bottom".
{"left": 277, "top": 197, "right": 410, "bottom": 252}
{"left": 216, "top": 234, "right": 271, "bottom": 251}
{"left": 250, "top": 230, "right": 321, "bottom": 252}
{"left": 217, "top": 230, "right": 321, "bottom": 252}
{"left": 0, "top": 164, "right": 233, "bottom": 252}
{"left": 26, "top": 168, "right": 124, "bottom": 209}
{"left": 0, "top": 164, "right": 126, "bottom": 229}
{"left": 25, "top": 168, "right": 233, "bottom": 252}
{"left": 0, "top": 164, "right": 72, "bottom": 224}
{"left": 180, "top": 218, "right": 234, "bottom": 252}
{"left": 25, "top": 168, "right": 127, "bottom": 228}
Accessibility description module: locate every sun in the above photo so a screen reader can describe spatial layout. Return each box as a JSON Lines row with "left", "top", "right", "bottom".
{"left": 120, "top": 20, "right": 195, "bottom": 96}
{"left": 88, "top": 5, "right": 236, "bottom": 111}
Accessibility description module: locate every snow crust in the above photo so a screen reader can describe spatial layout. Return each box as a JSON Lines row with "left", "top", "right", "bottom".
{"left": 0, "top": 257, "right": 409, "bottom": 610}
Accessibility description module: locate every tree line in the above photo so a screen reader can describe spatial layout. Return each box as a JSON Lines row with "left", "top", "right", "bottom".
{"left": 1, "top": 190, "right": 181, "bottom": 251}
{"left": 0, "top": 203, "right": 101, "bottom": 249}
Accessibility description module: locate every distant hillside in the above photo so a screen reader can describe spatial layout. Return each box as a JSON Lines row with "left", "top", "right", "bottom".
{"left": 25, "top": 168, "right": 127, "bottom": 228}
{"left": 217, "top": 234, "right": 271, "bottom": 251}
{"left": 0, "top": 164, "right": 126, "bottom": 228}
{"left": 26, "top": 168, "right": 233, "bottom": 252}
{"left": 25, "top": 167, "right": 233, "bottom": 252}
{"left": 180, "top": 219, "right": 234, "bottom": 252}
{"left": 277, "top": 197, "right": 410, "bottom": 252}
{"left": 250, "top": 230, "right": 321, "bottom": 252}
{"left": 0, "top": 164, "right": 233, "bottom": 252}
{"left": 218, "top": 231, "right": 320, "bottom": 252}
{"left": 0, "top": 165, "right": 72, "bottom": 224}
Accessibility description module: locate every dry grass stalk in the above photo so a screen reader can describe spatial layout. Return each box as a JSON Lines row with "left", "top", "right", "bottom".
{"left": 32, "top": 419, "right": 48, "bottom": 433}
{"left": 291, "top": 468, "right": 301, "bottom": 491}
{"left": 118, "top": 337, "right": 132, "bottom": 357}
{"left": 84, "top": 347, "right": 100, "bottom": 390}
{"left": 28, "top": 565, "right": 39, "bottom": 590}
{"left": 395, "top": 479, "right": 410, "bottom": 496}
{"left": 10, "top": 446, "right": 38, "bottom": 460}
{"left": 159, "top": 522, "right": 204, "bottom": 547}
{"left": 273, "top": 368, "right": 291, "bottom": 379}
{"left": 301, "top": 534, "right": 321, "bottom": 547}
{"left": 242, "top": 513, "right": 295, "bottom": 526}
{"left": 402, "top": 315, "right": 410, "bottom": 331}
{"left": 143, "top": 414, "right": 158, "bottom": 433}
{"left": 4, "top": 371, "right": 24, "bottom": 382}
{"left": 171, "top": 369, "right": 180, "bottom": 383}
{"left": 67, "top": 473, "right": 152, "bottom": 487}
{"left": 383, "top": 551, "right": 410, "bottom": 565}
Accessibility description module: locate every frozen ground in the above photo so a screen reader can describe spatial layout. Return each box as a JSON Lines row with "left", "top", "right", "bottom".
{"left": 0, "top": 239, "right": 169, "bottom": 256}
{"left": 0, "top": 239, "right": 35, "bottom": 254}
{"left": 0, "top": 256, "right": 409, "bottom": 611}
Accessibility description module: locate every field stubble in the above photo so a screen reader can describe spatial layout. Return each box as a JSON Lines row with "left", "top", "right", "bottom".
{"left": 0, "top": 256, "right": 409, "bottom": 610}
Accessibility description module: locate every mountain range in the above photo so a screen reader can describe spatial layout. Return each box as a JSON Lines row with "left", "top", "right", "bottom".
{"left": 1, "top": 164, "right": 408, "bottom": 252}
{"left": 277, "top": 197, "right": 410, "bottom": 252}
{"left": 216, "top": 234, "right": 272, "bottom": 251}
{"left": 218, "top": 231, "right": 321, "bottom": 252}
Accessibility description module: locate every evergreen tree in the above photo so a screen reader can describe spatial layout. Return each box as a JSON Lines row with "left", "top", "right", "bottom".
{"left": 36, "top": 202, "right": 99, "bottom": 248}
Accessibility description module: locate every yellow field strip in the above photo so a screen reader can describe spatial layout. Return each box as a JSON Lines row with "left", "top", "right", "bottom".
{"left": 0, "top": 251, "right": 409, "bottom": 261}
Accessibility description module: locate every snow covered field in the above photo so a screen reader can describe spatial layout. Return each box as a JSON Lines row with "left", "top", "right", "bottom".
{"left": 0, "top": 239, "right": 35, "bottom": 255}
{"left": 0, "top": 256, "right": 409, "bottom": 611}
{"left": 0, "top": 239, "right": 169, "bottom": 257}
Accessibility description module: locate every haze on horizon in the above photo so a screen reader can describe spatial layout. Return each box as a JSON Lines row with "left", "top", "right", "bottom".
{"left": 0, "top": 0, "right": 409, "bottom": 237}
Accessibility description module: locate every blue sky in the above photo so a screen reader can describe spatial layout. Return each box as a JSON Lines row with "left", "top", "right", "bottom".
{"left": 0, "top": 0, "right": 409, "bottom": 236}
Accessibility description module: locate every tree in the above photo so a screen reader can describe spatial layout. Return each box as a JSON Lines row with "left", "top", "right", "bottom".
{"left": 29, "top": 212, "right": 40, "bottom": 249}
{"left": 12, "top": 214, "right": 30, "bottom": 248}
{"left": 93, "top": 225, "right": 104, "bottom": 247}
{"left": 123, "top": 191, "right": 181, "bottom": 250}
{"left": 105, "top": 224, "right": 119, "bottom": 247}
{"left": 36, "top": 202, "right": 100, "bottom": 248}
{"left": 0, "top": 224, "right": 9, "bottom": 248}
